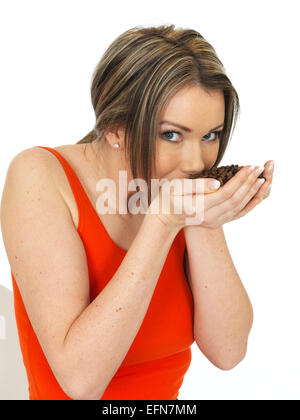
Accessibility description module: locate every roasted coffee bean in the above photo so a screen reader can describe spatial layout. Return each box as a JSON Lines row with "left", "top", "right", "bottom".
{"left": 193, "top": 164, "right": 266, "bottom": 186}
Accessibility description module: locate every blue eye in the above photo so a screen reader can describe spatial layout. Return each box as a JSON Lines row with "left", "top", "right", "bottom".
{"left": 160, "top": 130, "right": 181, "bottom": 142}
{"left": 203, "top": 132, "right": 219, "bottom": 141}
{"left": 160, "top": 129, "right": 222, "bottom": 143}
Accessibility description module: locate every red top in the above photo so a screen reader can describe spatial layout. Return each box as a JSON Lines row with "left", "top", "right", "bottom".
{"left": 11, "top": 145, "right": 195, "bottom": 400}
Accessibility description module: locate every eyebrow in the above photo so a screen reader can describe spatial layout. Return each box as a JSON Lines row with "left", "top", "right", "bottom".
{"left": 159, "top": 121, "right": 224, "bottom": 132}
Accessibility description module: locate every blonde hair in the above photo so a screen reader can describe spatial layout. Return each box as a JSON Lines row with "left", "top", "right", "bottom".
{"left": 77, "top": 24, "right": 240, "bottom": 187}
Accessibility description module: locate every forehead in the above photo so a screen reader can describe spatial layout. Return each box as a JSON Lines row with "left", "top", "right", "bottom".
{"left": 160, "top": 85, "right": 225, "bottom": 126}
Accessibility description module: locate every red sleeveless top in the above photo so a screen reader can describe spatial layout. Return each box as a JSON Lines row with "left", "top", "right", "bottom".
{"left": 11, "top": 145, "right": 195, "bottom": 400}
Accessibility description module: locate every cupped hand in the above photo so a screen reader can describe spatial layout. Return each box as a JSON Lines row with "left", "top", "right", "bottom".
{"left": 200, "top": 161, "right": 274, "bottom": 228}
{"left": 146, "top": 161, "right": 274, "bottom": 231}
{"left": 231, "top": 160, "right": 274, "bottom": 219}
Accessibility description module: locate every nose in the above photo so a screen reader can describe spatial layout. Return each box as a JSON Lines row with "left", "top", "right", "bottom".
{"left": 181, "top": 144, "right": 205, "bottom": 178}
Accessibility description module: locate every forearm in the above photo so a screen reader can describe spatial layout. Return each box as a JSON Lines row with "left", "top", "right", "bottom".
{"left": 63, "top": 214, "right": 180, "bottom": 399}
{"left": 184, "top": 225, "right": 253, "bottom": 369}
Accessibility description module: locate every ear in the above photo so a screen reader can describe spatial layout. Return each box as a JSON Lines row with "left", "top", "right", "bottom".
{"left": 105, "top": 126, "right": 125, "bottom": 150}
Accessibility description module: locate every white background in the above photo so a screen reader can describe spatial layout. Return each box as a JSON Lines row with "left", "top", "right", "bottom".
{"left": 0, "top": 0, "right": 299, "bottom": 400}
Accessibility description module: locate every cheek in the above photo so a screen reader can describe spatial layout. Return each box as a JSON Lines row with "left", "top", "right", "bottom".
{"left": 204, "top": 141, "right": 220, "bottom": 167}
{"left": 153, "top": 144, "right": 180, "bottom": 176}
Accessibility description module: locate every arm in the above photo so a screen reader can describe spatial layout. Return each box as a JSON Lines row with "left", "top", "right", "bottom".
{"left": 183, "top": 224, "right": 253, "bottom": 370}
{"left": 0, "top": 148, "right": 180, "bottom": 400}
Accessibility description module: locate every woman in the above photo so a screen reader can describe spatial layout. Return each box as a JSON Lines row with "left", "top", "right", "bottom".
{"left": 0, "top": 24, "right": 274, "bottom": 400}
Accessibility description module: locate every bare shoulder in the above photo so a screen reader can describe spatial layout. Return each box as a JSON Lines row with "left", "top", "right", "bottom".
{"left": 1, "top": 147, "right": 57, "bottom": 218}
{"left": 3, "top": 146, "right": 67, "bottom": 193}
{"left": 7, "top": 145, "right": 57, "bottom": 166}
{"left": 1, "top": 146, "right": 80, "bottom": 222}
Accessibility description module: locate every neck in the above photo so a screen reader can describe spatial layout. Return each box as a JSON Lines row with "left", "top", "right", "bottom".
{"left": 86, "top": 140, "right": 141, "bottom": 217}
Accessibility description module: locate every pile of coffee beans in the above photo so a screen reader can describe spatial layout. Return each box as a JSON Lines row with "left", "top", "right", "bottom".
{"left": 199, "top": 164, "right": 266, "bottom": 186}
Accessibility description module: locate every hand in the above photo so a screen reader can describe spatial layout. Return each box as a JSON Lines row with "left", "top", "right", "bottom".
{"left": 230, "top": 160, "right": 274, "bottom": 221}
{"left": 146, "top": 176, "right": 221, "bottom": 230}
{"left": 146, "top": 162, "right": 274, "bottom": 231}
{"left": 187, "top": 163, "right": 273, "bottom": 229}
{"left": 200, "top": 162, "right": 274, "bottom": 227}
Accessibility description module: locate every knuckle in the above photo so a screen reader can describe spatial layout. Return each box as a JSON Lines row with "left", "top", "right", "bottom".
{"left": 245, "top": 171, "right": 253, "bottom": 182}
{"left": 248, "top": 175, "right": 257, "bottom": 185}
{"left": 224, "top": 199, "right": 233, "bottom": 211}
{"left": 244, "top": 174, "right": 256, "bottom": 189}
{"left": 230, "top": 194, "right": 240, "bottom": 206}
{"left": 223, "top": 189, "right": 233, "bottom": 201}
{"left": 265, "top": 185, "right": 271, "bottom": 194}
{"left": 252, "top": 182, "right": 261, "bottom": 192}
{"left": 227, "top": 208, "right": 237, "bottom": 220}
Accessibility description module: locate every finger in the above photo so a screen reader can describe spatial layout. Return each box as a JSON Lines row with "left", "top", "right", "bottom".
{"left": 232, "top": 196, "right": 262, "bottom": 220}
{"left": 262, "top": 160, "right": 274, "bottom": 182}
{"left": 255, "top": 162, "right": 274, "bottom": 201}
{"left": 205, "top": 164, "right": 263, "bottom": 215}
{"left": 253, "top": 177, "right": 272, "bottom": 201}
{"left": 232, "top": 172, "right": 272, "bottom": 219}
{"left": 231, "top": 175, "right": 266, "bottom": 215}
{"left": 205, "top": 165, "right": 257, "bottom": 208}
{"left": 200, "top": 172, "right": 259, "bottom": 225}
{"left": 234, "top": 164, "right": 274, "bottom": 217}
{"left": 211, "top": 162, "right": 274, "bottom": 223}
{"left": 264, "top": 184, "right": 272, "bottom": 197}
{"left": 173, "top": 177, "right": 221, "bottom": 196}
{"left": 202, "top": 165, "right": 263, "bottom": 222}
{"left": 214, "top": 175, "right": 264, "bottom": 222}
{"left": 231, "top": 165, "right": 265, "bottom": 206}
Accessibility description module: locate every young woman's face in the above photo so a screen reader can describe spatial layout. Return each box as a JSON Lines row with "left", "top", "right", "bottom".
{"left": 153, "top": 84, "right": 225, "bottom": 181}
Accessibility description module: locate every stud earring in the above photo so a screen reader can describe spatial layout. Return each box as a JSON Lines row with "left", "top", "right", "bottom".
{"left": 114, "top": 143, "right": 120, "bottom": 148}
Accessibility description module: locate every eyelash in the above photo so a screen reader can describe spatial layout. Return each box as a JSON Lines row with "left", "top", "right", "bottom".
{"left": 160, "top": 130, "right": 222, "bottom": 143}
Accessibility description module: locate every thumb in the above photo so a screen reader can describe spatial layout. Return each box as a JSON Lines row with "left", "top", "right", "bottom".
{"left": 195, "top": 177, "right": 221, "bottom": 193}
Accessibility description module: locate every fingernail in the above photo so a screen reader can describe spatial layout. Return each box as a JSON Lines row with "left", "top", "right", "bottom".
{"left": 257, "top": 178, "right": 265, "bottom": 185}
{"left": 255, "top": 166, "right": 265, "bottom": 176}
{"left": 209, "top": 180, "right": 221, "bottom": 190}
{"left": 269, "top": 161, "right": 274, "bottom": 170}
{"left": 246, "top": 165, "right": 255, "bottom": 174}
